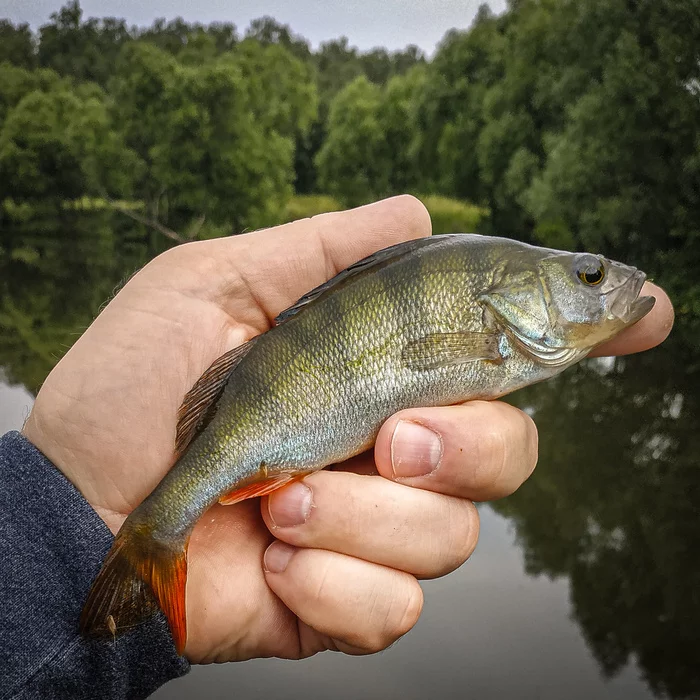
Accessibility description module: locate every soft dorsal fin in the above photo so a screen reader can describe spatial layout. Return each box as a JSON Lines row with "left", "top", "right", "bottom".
{"left": 274, "top": 235, "right": 457, "bottom": 325}
{"left": 175, "top": 338, "right": 257, "bottom": 458}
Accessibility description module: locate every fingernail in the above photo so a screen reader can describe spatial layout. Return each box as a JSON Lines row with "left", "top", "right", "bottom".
{"left": 264, "top": 541, "right": 296, "bottom": 574}
{"left": 268, "top": 481, "right": 313, "bottom": 528}
{"left": 391, "top": 420, "right": 443, "bottom": 478}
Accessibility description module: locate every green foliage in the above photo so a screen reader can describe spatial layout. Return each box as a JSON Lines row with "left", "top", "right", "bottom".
{"left": 137, "top": 17, "right": 238, "bottom": 62}
{"left": 0, "top": 84, "right": 141, "bottom": 202}
{"left": 315, "top": 76, "right": 385, "bottom": 206}
{"left": 532, "top": 219, "right": 575, "bottom": 252}
{"left": 278, "top": 193, "right": 489, "bottom": 236}
{"left": 230, "top": 39, "right": 317, "bottom": 139}
{"left": 1, "top": 199, "right": 36, "bottom": 223}
{"left": 0, "top": 2, "right": 426, "bottom": 222}
{"left": 314, "top": 37, "right": 425, "bottom": 105}
{"left": 299, "top": 38, "right": 425, "bottom": 194}
{"left": 279, "top": 195, "right": 343, "bottom": 224}
{"left": 411, "top": 10, "right": 507, "bottom": 200}
{"left": 316, "top": 68, "right": 426, "bottom": 206}
{"left": 378, "top": 68, "right": 427, "bottom": 194}
{"left": 0, "top": 21, "right": 36, "bottom": 68}
{"left": 0, "top": 213, "right": 165, "bottom": 391}
{"left": 244, "top": 17, "right": 310, "bottom": 62}
{"left": 419, "top": 195, "right": 489, "bottom": 235}
{"left": 38, "top": 1, "right": 131, "bottom": 86}
{"left": 61, "top": 196, "right": 142, "bottom": 211}
{"left": 109, "top": 41, "right": 312, "bottom": 232}
{"left": 0, "top": 62, "right": 66, "bottom": 122}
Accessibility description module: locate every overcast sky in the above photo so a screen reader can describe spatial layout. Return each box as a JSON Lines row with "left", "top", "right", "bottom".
{"left": 2, "top": 0, "right": 507, "bottom": 55}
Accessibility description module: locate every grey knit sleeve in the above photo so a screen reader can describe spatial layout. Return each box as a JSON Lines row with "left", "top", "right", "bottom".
{"left": 0, "top": 431, "right": 190, "bottom": 700}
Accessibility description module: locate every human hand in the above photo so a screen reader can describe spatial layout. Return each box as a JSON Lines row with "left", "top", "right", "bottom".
{"left": 22, "top": 196, "right": 674, "bottom": 664}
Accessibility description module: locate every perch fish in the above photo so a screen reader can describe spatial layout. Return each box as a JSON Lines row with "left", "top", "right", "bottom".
{"left": 80, "top": 233, "right": 655, "bottom": 653}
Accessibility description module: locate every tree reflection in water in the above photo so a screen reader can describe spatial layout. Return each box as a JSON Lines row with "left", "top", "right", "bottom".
{"left": 500, "top": 348, "right": 700, "bottom": 699}
{"left": 0, "top": 214, "right": 168, "bottom": 392}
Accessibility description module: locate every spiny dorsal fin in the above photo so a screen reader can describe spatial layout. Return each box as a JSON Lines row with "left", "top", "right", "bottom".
{"left": 274, "top": 235, "right": 459, "bottom": 325}
{"left": 402, "top": 331, "right": 502, "bottom": 371}
{"left": 175, "top": 338, "right": 257, "bottom": 457}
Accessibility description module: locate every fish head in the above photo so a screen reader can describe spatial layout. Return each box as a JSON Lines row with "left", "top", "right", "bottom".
{"left": 538, "top": 252, "right": 655, "bottom": 347}
{"left": 480, "top": 248, "right": 655, "bottom": 366}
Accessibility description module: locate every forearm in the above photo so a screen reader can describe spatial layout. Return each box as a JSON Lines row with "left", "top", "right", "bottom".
{"left": 0, "top": 432, "right": 189, "bottom": 700}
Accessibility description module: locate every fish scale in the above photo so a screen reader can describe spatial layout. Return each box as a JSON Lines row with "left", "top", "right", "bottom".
{"left": 79, "top": 233, "right": 654, "bottom": 654}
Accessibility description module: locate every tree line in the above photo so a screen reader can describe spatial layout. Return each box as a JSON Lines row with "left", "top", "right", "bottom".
{"left": 1, "top": 0, "right": 699, "bottom": 339}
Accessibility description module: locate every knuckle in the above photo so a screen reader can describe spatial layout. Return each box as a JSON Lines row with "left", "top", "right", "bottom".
{"left": 442, "top": 499, "right": 479, "bottom": 573}
{"left": 148, "top": 243, "right": 187, "bottom": 268}
{"left": 148, "top": 241, "right": 212, "bottom": 278}
{"left": 353, "top": 578, "right": 423, "bottom": 653}
{"left": 392, "top": 581, "right": 424, "bottom": 640}
{"left": 358, "top": 633, "right": 387, "bottom": 655}
{"left": 521, "top": 411, "right": 539, "bottom": 475}
{"left": 309, "top": 558, "right": 334, "bottom": 604}
{"left": 473, "top": 424, "right": 508, "bottom": 492}
{"left": 469, "top": 403, "right": 538, "bottom": 496}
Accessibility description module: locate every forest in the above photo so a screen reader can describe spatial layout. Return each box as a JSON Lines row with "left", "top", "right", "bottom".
{"left": 1, "top": 0, "right": 699, "bottom": 345}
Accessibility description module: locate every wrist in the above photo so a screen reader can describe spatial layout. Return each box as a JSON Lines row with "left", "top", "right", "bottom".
{"left": 22, "top": 411, "right": 125, "bottom": 534}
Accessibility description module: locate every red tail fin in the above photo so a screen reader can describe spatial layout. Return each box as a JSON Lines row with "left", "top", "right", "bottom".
{"left": 79, "top": 524, "right": 189, "bottom": 655}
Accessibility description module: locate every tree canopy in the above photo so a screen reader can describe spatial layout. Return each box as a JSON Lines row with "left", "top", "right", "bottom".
{"left": 0, "top": 0, "right": 698, "bottom": 338}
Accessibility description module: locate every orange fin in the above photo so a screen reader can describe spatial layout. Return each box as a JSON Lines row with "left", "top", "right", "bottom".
{"left": 219, "top": 473, "right": 303, "bottom": 506}
{"left": 175, "top": 338, "right": 257, "bottom": 458}
{"left": 148, "top": 545, "right": 188, "bottom": 655}
{"left": 80, "top": 524, "right": 189, "bottom": 656}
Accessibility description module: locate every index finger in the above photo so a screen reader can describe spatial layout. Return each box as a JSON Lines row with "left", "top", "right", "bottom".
{"left": 589, "top": 282, "right": 674, "bottom": 357}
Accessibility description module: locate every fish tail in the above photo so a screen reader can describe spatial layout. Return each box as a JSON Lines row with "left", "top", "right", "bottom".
{"left": 79, "top": 520, "right": 189, "bottom": 655}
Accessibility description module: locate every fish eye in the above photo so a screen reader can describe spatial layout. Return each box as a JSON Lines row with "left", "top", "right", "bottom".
{"left": 575, "top": 256, "right": 605, "bottom": 286}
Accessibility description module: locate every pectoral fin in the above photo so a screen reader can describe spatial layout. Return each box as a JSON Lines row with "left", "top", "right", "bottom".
{"left": 402, "top": 331, "right": 501, "bottom": 371}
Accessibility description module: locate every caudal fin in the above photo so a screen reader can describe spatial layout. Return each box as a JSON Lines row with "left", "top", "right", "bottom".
{"left": 79, "top": 523, "right": 189, "bottom": 654}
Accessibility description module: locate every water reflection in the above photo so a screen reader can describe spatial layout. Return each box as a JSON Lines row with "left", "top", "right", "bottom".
{"left": 501, "top": 348, "right": 700, "bottom": 699}
{"left": 0, "top": 212, "right": 167, "bottom": 391}
{"left": 1, "top": 216, "right": 699, "bottom": 698}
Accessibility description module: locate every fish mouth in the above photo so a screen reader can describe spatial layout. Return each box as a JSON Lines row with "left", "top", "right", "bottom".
{"left": 609, "top": 269, "right": 655, "bottom": 326}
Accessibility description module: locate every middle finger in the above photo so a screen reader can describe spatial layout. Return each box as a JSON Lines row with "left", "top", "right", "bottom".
{"left": 262, "top": 471, "right": 479, "bottom": 578}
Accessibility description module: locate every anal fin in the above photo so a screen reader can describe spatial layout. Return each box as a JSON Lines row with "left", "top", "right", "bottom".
{"left": 219, "top": 473, "right": 307, "bottom": 506}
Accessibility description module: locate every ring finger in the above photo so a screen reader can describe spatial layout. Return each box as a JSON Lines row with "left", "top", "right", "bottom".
{"left": 263, "top": 543, "right": 424, "bottom": 656}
